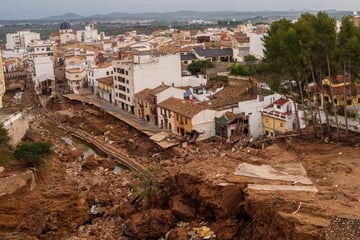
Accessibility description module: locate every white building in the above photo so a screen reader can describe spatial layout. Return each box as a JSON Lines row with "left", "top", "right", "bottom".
{"left": 86, "top": 61, "right": 113, "bottom": 94}
{"left": 77, "top": 22, "right": 102, "bottom": 43}
{"left": 32, "top": 56, "right": 55, "bottom": 95}
{"left": 237, "top": 93, "right": 281, "bottom": 139}
{"left": 6, "top": 31, "right": 40, "bottom": 50}
{"left": 113, "top": 52, "right": 182, "bottom": 113}
{"left": 59, "top": 21, "right": 76, "bottom": 45}
{"left": 64, "top": 56, "right": 87, "bottom": 93}
{"left": 27, "top": 40, "right": 54, "bottom": 61}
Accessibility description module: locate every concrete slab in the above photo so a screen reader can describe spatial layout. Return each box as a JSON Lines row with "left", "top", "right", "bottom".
{"left": 149, "top": 132, "right": 169, "bottom": 142}
{"left": 247, "top": 184, "right": 318, "bottom": 192}
{"left": 234, "top": 162, "right": 313, "bottom": 185}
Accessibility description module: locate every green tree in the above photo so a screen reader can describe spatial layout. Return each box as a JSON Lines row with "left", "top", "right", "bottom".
{"left": 187, "top": 60, "right": 213, "bottom": 75}
{"left": 229, "top": 64, "right": 251, "bottom": 76}
{"left": 14, "top": 142, "right": 52, "bottom": 168}
{"left": 133, "top": 172, "right": 158, "bottom": 208}
{"left": 244, "top": 54, "right": 258, "bottom": 62}
{"left": 0, "top": 124, "right": 12, "bottom": 166}
{"left": 337, "top": 15, "right": 360, "bottom": 140}
{"left": 0, "top": 124, "right": 11, "bottom": 149}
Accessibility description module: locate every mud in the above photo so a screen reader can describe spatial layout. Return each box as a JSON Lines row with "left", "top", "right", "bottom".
{"left": 0, "top": 93, "right": 359, "bottom": 239}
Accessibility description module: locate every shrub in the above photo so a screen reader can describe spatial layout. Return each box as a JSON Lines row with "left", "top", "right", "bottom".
{"left": 0, "top": 124, "right": 11, "bottom": 149}
{"left": 14, "top": 142, "right": 52, "bottom": 168}
{"left": 229, "top": 64, "right": 251, "bottom": 76}
{"left": 188, "top": 60, "right": 213, "bottom": 75}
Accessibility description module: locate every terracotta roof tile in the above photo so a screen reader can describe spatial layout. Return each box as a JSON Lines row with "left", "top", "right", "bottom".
{"left": 135, "top": 88, "right": 151, "bottom": 99}
{"left": 97, "top": 76, "right": 113, "bottom": 85}
{"left": 157, "top": 97, "right": 205, "bottom": 118}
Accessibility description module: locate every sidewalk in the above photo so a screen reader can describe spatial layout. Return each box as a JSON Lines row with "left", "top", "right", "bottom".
{"left": 63, "top": 93, "right": 179, "bottom": 148}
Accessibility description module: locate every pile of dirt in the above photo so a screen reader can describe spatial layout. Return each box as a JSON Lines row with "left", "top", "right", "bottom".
{"left": 1, "top": 89, "right": 360, "bottom": 239}
{"left": 0, "top": 157, "right": 89, "bottom": 239}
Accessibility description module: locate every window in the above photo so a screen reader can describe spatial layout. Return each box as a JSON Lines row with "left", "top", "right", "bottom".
{"left": 119, "top": 85, "right": 126, "bottom": 91}
{"left": 125, "top": 71, "right": 128, "bottom": 75}
{"left": 347, "top": 99, "right": 352, "bottom": 105}
{"left": 127, "top": 97, "right": 130, "bottom": 101}
{"left": 106, "top": 71, "right": 109, "bottom": 75}
{"left": 126, "top": 80, "right": 129, "bottom": 84}
{"left": 127, "top": 88, "right": 129, "bottom": 93}
{"left": 334, "top": 98, "right": 338, "bottom": 105}
{"left": 185, "top": 118, "right": 188, "bottom": 124}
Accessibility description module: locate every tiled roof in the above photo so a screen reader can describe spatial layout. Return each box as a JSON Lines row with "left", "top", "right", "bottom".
{"left": 97, "top": 76, "right": 113, "bottom": 85}
{"left": 180, "top": 52, "right": 197, "bottom": 61}
{"left": 135, "top": 88, "right": 151, "bottom": 100}
{"left": 199, "top": 86, "right": 256, "bottom": 110}
{"left": 193, "top": 47, "right": 233, "bottom": 58}
{"left": 233, "top": 33, "right": 250, "bottom": 43}
{"left": 150, "top": 84, "right": 170, "bottom": 95}
{"left": 157, "top": 97, "right": 205, "bottom": 118}
{"left": 97, "top": 61, "right": 112, "bottom": 68}
{"left": 273, "top": 98, "right": 289, "bottom": 106}
{"left": 332, "top": 84, "right": 360, "bottom": 95}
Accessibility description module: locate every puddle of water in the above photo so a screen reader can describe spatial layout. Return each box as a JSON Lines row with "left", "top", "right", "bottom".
{"left": 113, "top": 163, "right": 129, "bottom": 174}
{"left": 61, "top": 136, "right": 97, "bottom": 159}
{"left": 41, "top": 122, "right": 105, "bottom": 158}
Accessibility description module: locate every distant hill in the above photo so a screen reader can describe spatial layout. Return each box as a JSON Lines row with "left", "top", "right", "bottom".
{"left": 44, "top": 12, "right": 84, "bottom": 20}
{"left": 0, "top": 10, "right": 353, "bottom": 24}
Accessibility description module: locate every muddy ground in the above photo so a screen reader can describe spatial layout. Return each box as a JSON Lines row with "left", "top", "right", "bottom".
{"left": 0, "top": 91, "right": 359, "bottom": 239}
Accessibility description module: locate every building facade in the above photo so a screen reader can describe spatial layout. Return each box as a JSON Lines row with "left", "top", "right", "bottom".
{"left": 113, "top": 53, "right": 182, "bottom": 113}
{"left": 262, "top": 98, "right": 294, "bottom": 137}
{"left": 6, "top": 31, "right": 40, "bottom": 50}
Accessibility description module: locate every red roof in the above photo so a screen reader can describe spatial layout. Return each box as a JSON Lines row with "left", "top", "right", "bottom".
{"left": 273, "top": 98, "right": 289, "bottom": 106}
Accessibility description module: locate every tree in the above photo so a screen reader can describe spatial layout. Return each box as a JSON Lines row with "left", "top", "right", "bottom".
{"left": 337, "top": 15, "right": 360, "bottom": 140}
{"left": 133, "top": 172, "right": 158, "bottom": 208}
{"left": 0, "top": 124, "right": 11, "bottom": 149}
{"left": 0, "top": 124, "right": 12, "bottom": 166}
{"left": 244, "top": 54, "right": 258, "bottom": 62}
{"left": 187, "top": 60, "right": 213, "bottom": 75}
{"left": 229, "top": 64, "right": 251, "bottom": 76}
{"left": 14, "top": 142, "right": 52, "bottom": 168}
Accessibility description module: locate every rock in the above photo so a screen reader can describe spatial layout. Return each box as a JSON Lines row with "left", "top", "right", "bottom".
{"left": 82, "top": 155, "right": 115, "bottom": 171}
{"left": 125, "top": 209, "right": 177, "bottom": 239}
{"left": 86, "top": 184, "right": 112, "bottom": 205}
{"left": 324, "top": 215, "right": 360, "bottom": 240}
{"left": 167, "top": 226, "right": 189, "bottom": 240}
{"left": 82, "top": 155, "right": 99, "bottom": 170}
{"left": 211, "top": 218, "right": 239, "bottom": 240}
{"left": 170, "top": 195, "right": 196, "bottom": 220}
{"left": 121, "top": 202, "right": 137, "bottom": 219}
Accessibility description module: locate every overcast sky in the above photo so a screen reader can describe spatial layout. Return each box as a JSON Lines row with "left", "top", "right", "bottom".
{"left": 1, "top": 0, "right": 359, "bottom": 20}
